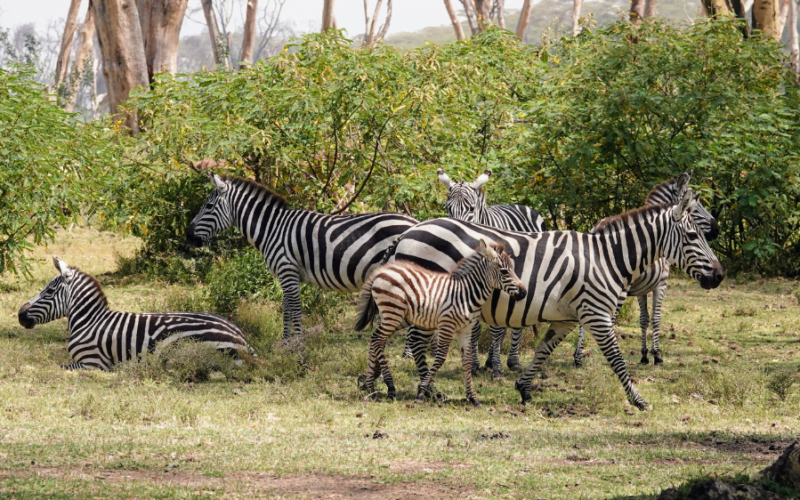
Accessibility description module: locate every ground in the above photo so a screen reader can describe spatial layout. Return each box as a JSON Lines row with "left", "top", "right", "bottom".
{"left": 0, "top": 226, "right": 798, "bottom": 499}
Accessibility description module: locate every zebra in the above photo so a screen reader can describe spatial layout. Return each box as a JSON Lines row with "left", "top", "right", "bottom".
{"left": 572, "top": 172, "right": 720, "bottom": 367}
{"left": 388, "top": 188, "right": 724, "bottom": 410}
{"left": 404, "top": 168, "right": 545, "bottom": 379}
{"left": 186, "top": 174, "right": 418, "bottom": 340}
{"left": 17, "top": 256, "right": 250, "bottom": 370}
{"left": 355, "top": 239, "right": 526, "bottom": 406}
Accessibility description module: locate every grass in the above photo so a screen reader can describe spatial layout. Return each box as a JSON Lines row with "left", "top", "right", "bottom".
{"left": 0, "top": 227, "right": 799, "bottom": 499}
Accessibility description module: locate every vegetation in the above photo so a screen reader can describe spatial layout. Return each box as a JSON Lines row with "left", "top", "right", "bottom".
{"left": 0, "top": 226, "right": 798, "bottom": 499}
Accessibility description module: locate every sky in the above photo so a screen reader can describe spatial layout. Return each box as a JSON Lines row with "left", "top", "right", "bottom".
{"left": 1, "top": 0, "right": 528, "bottom": 38}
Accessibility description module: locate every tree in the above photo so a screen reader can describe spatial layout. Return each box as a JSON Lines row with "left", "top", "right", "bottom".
{"left": 363, "top": 0, "right": 392, "bottom": 46}
{"left": 516, "top": 0, "right": 533, "bottom": 39}
{"left": 442, "top": 0, "right": 466, "bottom": 41}
{"left": 54, "top": 0, "right": 83, "bottom": 89}
{"left": 201, "top": 0, "right": 226, "bottom": 66}
{"left": 240, "top": 0, "right": 258, "bottom": 66}
{"left": 752, "top": 0, "right": 780, "bottom": 40}
{"left": 322, "top": 0, "right": 337, "bottom": 32}
{"left": 644, "top": 0, "right": 658, "bottom": 17}
{"left": 65, "top": 4, "right": 96, "bottom": 112}
{"left": 91, "top": 0, "right": 149, "bottom": 133}
{"left": 789, "top": 0, "right": 799, "bottom": 73}
{"left": 703, "top": 0, "right": 732, "bottom": 17}
{"left": 138, "top": 0, "right": 189, "bottom": 81}
{"left": 631, "top": 0, "right": 646, "bottom": 21}
{"left": 572, "top": 0, "right": 584, "bottom": 35}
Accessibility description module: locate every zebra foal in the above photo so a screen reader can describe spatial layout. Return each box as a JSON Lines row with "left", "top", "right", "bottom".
{"left": 186, "top": 174, "right": 418, "bottom": 340}
{"left": 355, "top": 239, "right": 526, "bottom": 406}
{"left": 18, "top": 256, "right": 250, "bottom": 370}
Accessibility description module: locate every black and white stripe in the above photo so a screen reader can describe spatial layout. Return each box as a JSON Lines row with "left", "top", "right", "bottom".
{"left": 187, "top": 175, "right": 419, "bottom": 340}
{"left": 17, "top": 256, "right": 250, "bottom": 370}
{"left": 388, "top": 188, "right": 724, "bottom": 410}
{"left": 573, "top": 173, "right": 720, "bottom": 367}
{"left": 434, "top": 168, "right": 545, "bottom": 378}
{"left": 355, "top": 240, "right": 526, "bottom": 405}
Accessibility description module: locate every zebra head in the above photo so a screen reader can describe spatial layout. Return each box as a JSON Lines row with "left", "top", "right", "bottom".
{"left": 479, "top": 239, "right": 527, "bottom": 301}
{"left": 186, "top": 173, "right": 234, "bottom": 247}
{"left": 18, "top": 256, "right": 73, "bottom": 329}
{"left": 439, "top": 168, "right": 490, "bottom": 223}
{"left": 648, "top": 172, "right": 720, "bottom": 242}
{"left": 666, "top": 190, "right": 725, "bottom": 290}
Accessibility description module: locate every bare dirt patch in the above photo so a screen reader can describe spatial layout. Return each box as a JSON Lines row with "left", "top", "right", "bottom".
{"left": 697, "top": 437, "right": 795, "bottom": 460}
{"left": 0, "top": 467, "right": 469, "bottom": 499}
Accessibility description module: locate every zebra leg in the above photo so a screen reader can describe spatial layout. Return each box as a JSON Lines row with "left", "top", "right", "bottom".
{"left": 573, "top": 325, "right": 586, "bottom": 368}
{"left": 457, "top": 325, "right": 480, "bottom": 406}
{"left": 637, "top": 295, "right": 650, "bottom": 364}
{"left": 407, "top": 325, "right": 433, "bottom": 381}
{"left": 278, "top": 270, "right": 303, "bottom": 341}
{"left": 488, "top": 326, "right": 506, "bottom": 380}
{"left": 61, "top": 361, "right": 89, "bottom": 370}
{"left": 470, "top": 321, "right": 481, "bottom": 376}
{"left": 507, "top": 327, "right": 524, "bottom": 372}
{"left": 401, "top": 328, "right": 414, "bottom": 359}
{"left": 416, "top": 328, "right": 455, "bottom": 402}
{"left": 650, "top": 282, "right": 667, "bottom": 365}
{"left": 365, "top": 317, "right": 401, "bottom": 401}
{"left": 585, "top": 317, "right": 650, "bottom": 410}
{"left": 515, "top": 322, "right": 576, "bottom": 404}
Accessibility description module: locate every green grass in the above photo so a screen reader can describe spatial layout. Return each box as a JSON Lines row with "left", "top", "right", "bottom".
{"left": 0, "top": 227, "right": 799, "bottom": 499}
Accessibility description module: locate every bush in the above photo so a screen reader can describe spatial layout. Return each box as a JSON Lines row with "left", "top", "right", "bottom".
{"left": 206, "top": 247, "right": 281, "bottom": 315}
{"left": 766, "top": 368, "right": 797, "bottom": 402}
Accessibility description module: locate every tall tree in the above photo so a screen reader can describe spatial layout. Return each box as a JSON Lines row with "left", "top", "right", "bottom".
{"left": 516, "top": 0, "right": 533, "bottom": 39}
{"left": 91, "top": 0, "right": 148, "bottom": 134}
{"left": 496, "top": 0, "right": 505, "bottom": 28}
{"left": 363, "top": 0, "right": 393, "bottom": 45}
{"left": 703, "top": 0, "right": 733, "bottom": 17}
{"left": 630, "top": 0, "right": 646, "bottom": 21}
{"left": 789, "top": 0, "right": 799, "bottom": 73}
{"left": 138, "top": 0, "right": 189, "bottom": 82}
{"left": 752, "top": 0, "right": 780, "bottom": 40}
{"left": 322, "top": 0, "right": 337, "bottom": 31}
{"left": 778, "top": 0, "right": 790, "bottom": 35}
{"left": 474, "top": 0, "right": 492, "bottom": 30}
{"left": 65, "top": 5, "right": 96, "bottom": 112}
{"left": 644, "top": 0, "right": 658, "bottom": 17}
{"left": 201, "top": 0, "right": 225, "bottom": 65}
{"left": 54, "top": 0, "right": 83, "bottom": 89}
{"left": 240, "top": 0, "right": 259, "bottom": 67}
{"left": 442, "top": 0, "right": 465, "bottom": 40}
{"left": 572, "top": 0, "right": 584, "bottom": 35}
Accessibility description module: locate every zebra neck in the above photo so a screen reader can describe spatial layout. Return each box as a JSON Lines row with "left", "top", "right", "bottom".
{"left": 229, "top": 185, "right": 287, "bottom": 245}
{"left": 67, "top": 276, "right": 110, "bottom": 333}
{"left": 451, "top": 254, "right": 493, "bottom": 305}
{"left": 599, "top": 212, "right": 665, "bottom": 288}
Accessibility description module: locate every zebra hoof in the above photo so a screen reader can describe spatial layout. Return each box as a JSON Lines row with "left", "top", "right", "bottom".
{"left": 492, "top": 369, "right": 503, "bottom": 381}
{"left": 573, "top": 356, "right": 584, "bottom": 369}
{"left": 635, "top": 400, "right": 652, "bottom": 411}
{"left": 483, "top": 357, "right": 493, "bottom": 371}
{"left": 471, "top": 365, "right": 479, "bottom": 377}
{"left": 387, "top": 389, "right": 396, "bottom": 401}
{"left": 514, "top": 380, "right": 532, "bottom": 405}
{"left": 653, "top": 354, "right": 664, "bottom": 365}
{"left": 357, "top": 374, "right": 367, "bottom": 391}
{"left": 507, "top": 360, "right": 524, "bottom": 373}
{"left": 467, "top": 397, "right": 481, "bottom": 407}
{"left": 640, "top": 356, "right": 650, "bottom": 365}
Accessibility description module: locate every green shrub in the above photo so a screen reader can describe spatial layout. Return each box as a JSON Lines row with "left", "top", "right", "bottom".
{"left": 766, "top": 368, "right": 797, "bottom": 402}
{"left": 206, "top": 247, "right": 282, "bottom": 315}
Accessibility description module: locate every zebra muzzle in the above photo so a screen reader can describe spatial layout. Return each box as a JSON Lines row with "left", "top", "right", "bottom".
{"left": 186, "top": 223, "right": 204, "bottom": 247}
{"left": 17, "top": 303, "right": 35, "bottom": 329}
{"left": 513, "top": 285, "right": 527, "bottom": 301}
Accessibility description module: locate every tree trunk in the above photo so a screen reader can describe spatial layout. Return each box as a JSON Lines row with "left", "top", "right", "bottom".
{"left": 631, "top": 0, "right": 646, "bottom": 21}
{"left": 201, "top": 0, "right": 223, "bottom": 64}
{"left": 703, "top": 0, "right": 732, "bottom": 16}
{"left": 55, "top": 0, "right": 83, "bottom": 88}
{"left": 91, "top": 0, "right": 148, "bottom": 134}
{"left": 474, "top": 0, "right": 491, "bottom": 30}
{"left": 790, "top": 0, "right": 799, "bottom": 73}
{"left": 443, "top": 0, "right": 465, "bottom": 40}
{"left": 496, "top": 0, "right": 506, "bottom": 28}
{"left": 364, "top": 0, "right": 384, "bottom": 44}
{"left": 516, "top": 0, "right": 533, "bottom": 39}
{"left": 572, "top": 0, "right": 584, "bottom": 34}
{"left": 644, "top": 0, "right": 658, "bottom": 17}
{"left": 65, "top": 5, "right": 96, "bottom": 113}
{"left": 240, "top": 0, "right": 258, "bottom": 67}
{"left": 778, "top": 0, "right": 790, "bottom": 35}
{"left": 730, "top": 0, "right": 751, "bottom": 36}
{"left": 752, "top": 0, "right": 780, "bottom": 40}
{"left": 138, "top": 0, "right": 189, "bottom": 82}
{"left": 461, "top": 0, "right": 479, "bottom": 35}
{"left": 375, "top": 0, "right": 393, "bottom": 41}
{"left": 322, "top": 0, "right": 337, "bottom": 31}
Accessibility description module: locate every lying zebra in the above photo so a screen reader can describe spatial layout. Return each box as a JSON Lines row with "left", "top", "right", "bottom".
{"left": 18, "top": 256, "right": 250, "bottom": 370}
{"left": 356, "top": 239, "right": 526, "bottom": 406}
{"left": 572, "top": 172, "right": 720, "bottom": 367}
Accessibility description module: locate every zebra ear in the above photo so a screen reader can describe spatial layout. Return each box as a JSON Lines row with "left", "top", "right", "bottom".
{"left": 471, "top": 170, "right": 491, "bottom": 190}
{"left": 675, "top": 172, "right": 691, "bottom": 200}
{"left": 673, "top": 189, "right": 694, "bottom": 221}
{"left": 211, "top": 173, "right": 229, "bottom": 193}
{"left": 478, "top": 239, "right": 495, "bottom": 258}
{"left": 437, "top": 168, "right": 453, "bottom": 189}
{"left": 53, "top": 256, "right": 73, "bottom": 279}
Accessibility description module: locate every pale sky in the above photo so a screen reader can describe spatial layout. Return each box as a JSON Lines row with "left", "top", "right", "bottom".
{"left": 1, "top": 0, "right": 528, "bottom": 38}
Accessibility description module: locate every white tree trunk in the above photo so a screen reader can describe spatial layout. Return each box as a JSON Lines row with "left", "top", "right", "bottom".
{"left": 645, "top": 0, "right": 658, "bottom": 17}
{"left": 55, "top": 0, "right": 83, "bottom": 88}
{"left": 138, "top": 0, "right": 189, "bottom": 82}
{"left": 66, "top": 5, "right": 96, "bottom": 112}
{"left": 240, "top": 0, "right": 258, "bottom": 67}
{"left": 778, "top": 0, "right": 790, "bottom": 36}
{"left": 375, "top": 0, "right": 393, "bottom": 41}
{"left": 497, "top": 0, "right": 506, "bottom": 28}
{"left": 442, "top": 0, "right": 465, "bottom": 40}
{"left": 91, "top": 0, "right": 149, "bottom": 134}
{"left": 631, "top": 0, "right": 646, "bottom": 21}
{"left": 516, "top": 0, "right": 533, "bottom": 39}
{"left": 322, "top": 0, "right": 337, "bottom": 31}
{"left": 752, "top": 0, "right": 780, "bottom": 40}
{"left": 201, "top": 0, "right": 224, "bottom": 65}
{"left": 789, "top": 0, "right": 799, "bottom": 73}
{"left": 572, "top": 0, "right": 584, "bottom": 35}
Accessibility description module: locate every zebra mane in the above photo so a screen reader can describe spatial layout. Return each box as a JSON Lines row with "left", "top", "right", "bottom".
{"left": 451, "top": 242, "right": 504, "bottom": 280}
{"left": 592, "top": 203, "right": 668, "bottom": 235}
{"left": 222, "top": 176, "right": 288, "bottom": 209}
{"left": 70, "top": 268, "right": 109, "bottom": 307}
{"left": 644, "top": 177, "right": 679, "bottom": 205}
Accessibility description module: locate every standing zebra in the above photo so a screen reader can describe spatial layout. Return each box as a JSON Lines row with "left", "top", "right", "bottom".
{"left": 356, "top": 239, "right": 526, "bottom": 405}
{"left": 17, "top": 256, "right": 250, "bottom": 370}
{"left": 572, "top": 173, "right": 720, "bottom": 367}
{"left": 388, "top": 188, "right": 724, "bottom": 409}
{"left": 404, "top": 168, "right": 545, "bottom": 379}
{"left": 186, "top": 174, "right": 418, "bottom": 340}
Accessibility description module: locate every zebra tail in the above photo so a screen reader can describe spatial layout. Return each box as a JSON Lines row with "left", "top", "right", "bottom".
{"left": 354, "top": 279, "right": 378, "bottom": 332}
